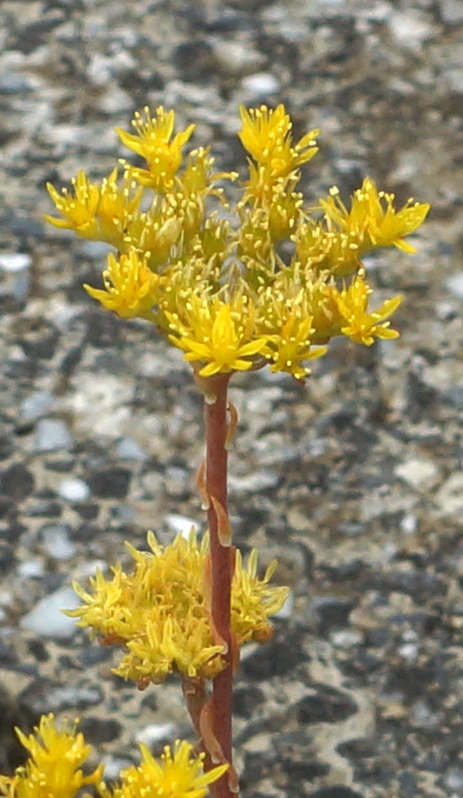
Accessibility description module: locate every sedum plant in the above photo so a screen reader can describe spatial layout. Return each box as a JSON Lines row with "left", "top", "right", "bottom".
{"left": 1, "top": 105, "right": 429, "bottom": 798}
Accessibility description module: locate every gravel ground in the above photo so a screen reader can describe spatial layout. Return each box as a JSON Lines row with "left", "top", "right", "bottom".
{"left": 1, "top": 1, "right": 463, "bottom": 796}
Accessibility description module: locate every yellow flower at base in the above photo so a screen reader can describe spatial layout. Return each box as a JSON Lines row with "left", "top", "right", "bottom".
{"left": 0, "top": 714, "right": 103, "bottom": 798}
{"left": 84, "top": 251, "right": 160, "bottom": 320}
{"left": 110, "top": 740, "right": 227, "bottom": 798}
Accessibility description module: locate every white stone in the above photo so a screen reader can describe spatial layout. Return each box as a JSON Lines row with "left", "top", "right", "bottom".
{"left": 212, "top": 41, "right": 264, "bottom": 76}
{"left": 134, "top": 723, "right": 178, "bottom": 747}
{"left": 435, "top": 472, "right": 463, "bottom": 515}
{"left": 42, "top": 525, "right": 77, "bottom": 560}
{"left": 445, "top": 272, "right": 463, "bottom": 299}
{"left": 388, "top": 11, "right": 434, "bottom": 51}
{"left": 58, "top": 477, "right": 90, "bottom": 502}
{"left": 395, "top": 458, "right": 439, "bottom": 490}
{"left": 34, "top": 419, "right": 73, "bottom": 452}
{"left": 17, "top": 559, "right": 45, "bottom": 578}
{"left": 21, "top": 587, "right": 81, "bottom": 640}
{"left": 330, "top": 629, "right": 363, "bottom": 648}
{"left": 165, "top": 514, "right": 200, "bottom": 539}
{"left": 240, "top": 72, "right": 280, "bottom": 99}
{"left": 0, "top": 253, "right": 31, "bottom": 272}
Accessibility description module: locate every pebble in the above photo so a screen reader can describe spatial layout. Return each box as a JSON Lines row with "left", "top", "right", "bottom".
{"left": 445, "top": 272, "right": 463, "bottom": 299}
{"left": 0, "top": 252, "right": 31, "bottom": 301}
{"left": 19, "top": 390, "right": 55, "bottom": 423}
{"left": 330, "top": 630, "right": 363, "bottom": 649}
{"left": 444, "top": 769, "right": 463, "bottom": 795}
{"left": 440, "top": 0, "right": 463, "bottom": 24}
{"left": 211, "top": 40, "right": 264, "bottom": 76}
{"left": 116, "top": 437, "right": 148, "bottom": 461}
{"left": 240, "top": 72, "right": 280, "bottom": 99}
{"left": 17, "top": 559, "right": 45, "bottom": 578}
{"left": 0, "top": 252, "right": 31, "bottom": 272}
{"left": 134, "top": 722, "right": 178, "bottom": 747}
{"left": 34, "top": 419, "right": 74, "bottom": 453}
{"left": 41, "top": 523, "right": 77, "bottom": 560}
{"left": 164, "top": 514, "right": 200, "bottom": 538}
{"left": 58, "top": 477, "right": 91, "bottom": 502}
{"left": 435, "top": 472, "right": 463, "bottom": 516}
{"left": 228, "top": 470, "right": 280, "bottom": 493}
{"left": 87, "top": 467, "right": 131, "bottom": 499}
{"left": 388, "top": 10, "right": 434, "bottom": 51}
{"left": 394, "top": 457, "right": 439, "bottom": 491}
{"left": 21, "top": 586, "right": 81, "bottom": 640}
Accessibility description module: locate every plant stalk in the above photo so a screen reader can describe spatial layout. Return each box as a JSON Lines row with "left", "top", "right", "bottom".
{"left": 204, "top": 372, "right": 234, "bottom": 798}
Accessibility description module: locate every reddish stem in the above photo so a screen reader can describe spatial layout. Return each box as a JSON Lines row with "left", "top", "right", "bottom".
{"left": 204, "top": 373, "right": 234, "bottom": 798}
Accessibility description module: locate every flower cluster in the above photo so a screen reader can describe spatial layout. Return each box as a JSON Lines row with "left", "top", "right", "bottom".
{"left": 0, "top": 715, "right": 226, "bottom": 798}
{"left": 68, "top": 531, "right": 288, "bottom": 688}
{"left": 0, "top": 714, "right": 103, "bottom": 798}
{"left": 46, "top": 104, "right": 429, "bottom": 382}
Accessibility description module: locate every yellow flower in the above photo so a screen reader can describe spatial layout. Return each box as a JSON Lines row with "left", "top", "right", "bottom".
{"left": 68, "top": 531, "right": 287, "bottom": 688}
{"left": 45, "top": 168, "right": 142, "bottom": 249}
{"left": 117, "top": 107, "right": 195, "bottom": 192}
{"left": 45, "top": 170, "right": 99, "bottom": 237}
{"left": 320, "top": 178, "right": 430, "bottom": 254}
{"left": 110, "top": 740, "right": 228, "bottom": 798}
{"left": 233, "top": 549, "right": 289, "bottom": 644}
{"left": 167, "top": 296, "right": 271, "bottom": 377}
{"left": 267, "top": 314, "right": 327, "bottom": 381}
{"left": 335, "top": 274, "right": 402, "bottom": 346}
{"left": 84, "top": 250, "right": 160, "bottom": 319}
{"left": 239, "top": 105, "right": 319, "bottom": 181}
{"left": 0, "top": 714, "right": 103, "bottom": 798}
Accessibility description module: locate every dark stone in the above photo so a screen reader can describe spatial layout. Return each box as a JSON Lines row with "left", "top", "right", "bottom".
{"left": 84, "top": 310, "right": 122, "bottom": 348}
{"left": 0, "top": 436, "right": 13, "bottom": 461}
{"left": 0, "top": 521, "right": 26, "bottom": 544}
{"left": 0, "top": 463, "right": 35, "bottom": 502}
{"left": 27, "top": 638, "right": 50, "bottom": 663}
{"left": 73, "top": 502, "right": 99, "bottom": 520}
{"left": 173, "top": 41, "right": 215, "bottom": 82}
{"left": 87, "top": 468, "right": 131, "bottom": 499}
{"left": 26, "top": 500, "right": 62, "bottom": 518}
{"left": 140, "top": 692, "right": 158, "bottom": 712}
{"left": 242, "top": 751, "right": 276, "bottom": 785}
{"left": 241, "top": 630, "right": 308, "bottom": 679}
{"left": 11, "top": 14, "right": 64, "bottom": 56}
{"left": 340, "top": 649, "right": 383, "bottom": 676}
{"left": 296, "top": 684, "right": 358, "bottom": 724}
{"left": 233, "top": 685, "right": 265, "bottom": 718}
{"left": 78, "top": 716, "right": 122, "bottom": 744}
{"left": 17, "top": 319, "right": 60, "bottom": 360}
{"left": 0, "top": 541, "right": 15, "bottom": 573}
{"left": 398, "top": 770, "right": 418, "bottom": 797}
{"left": 71, "top": 522, "right": 101, "bottom": 542}
{"left": 78, "top": 645, "right": 113, "bottom": 668}
{"left": 337, "top": 738, "right": 376, "bottom": 759}
{"left": 366, "top": 570, "right": 446, "bottom": 601}
{"left": 311, "top": 789, "right": 363, "bottom": 798}
{"left": 311, "top": 596, "right": 355, "bottom": 631}
{"left": 282, "top": 758, "right": 329, "bottom": 780}
{"left": 0, "top": 496, "right": 15, "bottom": 520}
{"left": 0, "top": 639, "right": 19, "bottom": 667}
